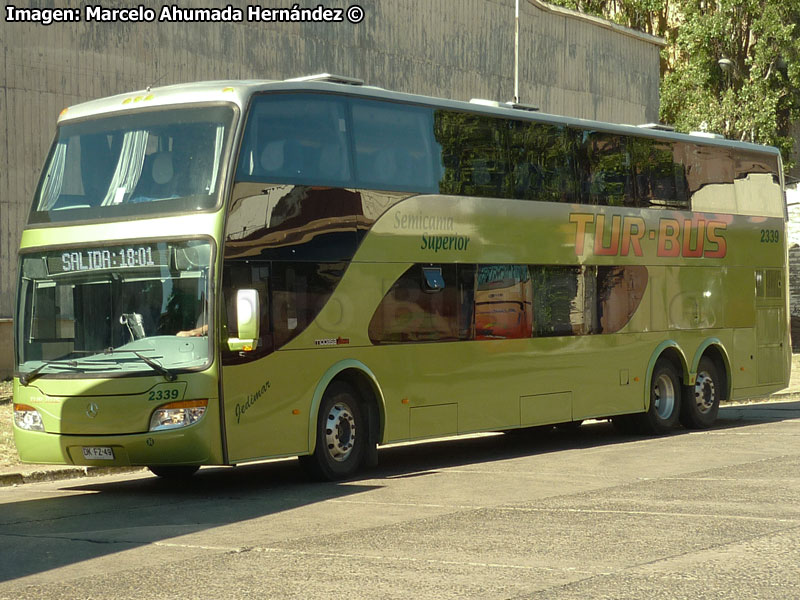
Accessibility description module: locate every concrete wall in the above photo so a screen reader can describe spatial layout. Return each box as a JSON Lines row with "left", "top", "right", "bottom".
{"left": 0, "top": 320, "right": 11, "bottom": 379}
{"left": 0, "top": 0, "right": 663, "bottom": 377}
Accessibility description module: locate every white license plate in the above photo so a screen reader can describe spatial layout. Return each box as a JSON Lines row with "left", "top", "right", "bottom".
{"left": 82, "top": 446, "right": 114, "bottom": 460}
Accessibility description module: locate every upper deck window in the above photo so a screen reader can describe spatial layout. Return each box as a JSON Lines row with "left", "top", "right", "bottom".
{"left": 230, "top": 91, "right": 777, "bottom": 215}
{"left": 237, "top": 94, "right": 351, "bottom": 186}
{"left": 351, "top": 99, "right": 439, "bottom": 192}
{"left": 29, "top": 105, "right": 235, "bottom": 224}
{"left": 235, "top": 93, "right": 440, "bottom": 193}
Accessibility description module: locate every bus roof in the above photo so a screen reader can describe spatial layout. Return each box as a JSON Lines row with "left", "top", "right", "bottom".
{"left": 57, "top": 77, "right": 781, "bottom": 157}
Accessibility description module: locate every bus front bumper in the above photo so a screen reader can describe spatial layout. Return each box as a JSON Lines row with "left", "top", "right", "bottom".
{"left": 13, "top": 418, "right": 221, "bottom": 467}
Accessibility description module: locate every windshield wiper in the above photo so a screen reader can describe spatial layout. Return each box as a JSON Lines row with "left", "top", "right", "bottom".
{"left": 20, "top": 359, "right": 80, "bottom": 386}
{"left": 101, "top": 348, "right": 177, "bottom": 382}
{"left": 131, "top": 351, "right": 177, "bottom": 382}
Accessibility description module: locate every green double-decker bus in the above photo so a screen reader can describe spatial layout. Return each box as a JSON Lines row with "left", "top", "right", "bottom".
{"left": 13, "top": 75, "right": 790, "bottom": 479}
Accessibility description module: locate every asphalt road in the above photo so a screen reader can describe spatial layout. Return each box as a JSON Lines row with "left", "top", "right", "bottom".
{"left": 1, "top": 400, "right": 799, "bottom": 600}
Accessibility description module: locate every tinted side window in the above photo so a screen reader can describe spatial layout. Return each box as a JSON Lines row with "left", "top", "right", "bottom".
{"left": 435, "top": 111, "right": 512, "bottom": 199}
{"left": 592, "top": 265, "right": 649, "bottom": 334}
{"left": 579, "top": 132, "right": 634, "bottom": 207}
{"left": 221, "top": 260, "right": 347, "bottom": 365}
{"left": 221, "top": 261, "right": 273, "bottom": 364}
{"left": 682, "top": 143, "right": 734, "bottom": 195}
{"left": 508, "top": 122, "right": 581, "bottom": 203}
{"left": 630, "top": 138, "right": 689, "bottom": 209}
{"left": 368, "top": 264, "right": 475, "bottom": 343}
{"left": 525, "top": 264, "right": 648, "bottom": 337}
{"left": 475, "top": 265, "right": 533, "bottom": 339}
{"left": 270, "top": 262, "right": 348, "bottom": 349}
{"left": 531, "top": 266, "right": 586, "bottom": 337}
{"left": 237, "top": 94, "right": 351, "bottom": 186}
{"left": 369, "top": 263, "right": 649, "bottom": 345}
{"left": 734, "top": 149, "right": 780, "bottom": 183}
{"left": 351, "top": 100, "right": 438, "bottom": 192}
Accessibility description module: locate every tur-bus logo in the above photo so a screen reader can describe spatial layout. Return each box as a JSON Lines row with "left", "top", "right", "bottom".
{"left": 569, "top": 213, "right": 728, "bottom": 258}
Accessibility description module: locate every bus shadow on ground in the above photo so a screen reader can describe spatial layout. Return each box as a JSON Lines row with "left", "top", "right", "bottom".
{"left": 717, "top": 399, "right": 800, "bottom": 423}
{"left": 366, "top": 398, "right": 800, "bottom": 479}
{"left": 2, "top": 400, "right": 796, "bottom": 584}
{"left": 0, "top": 462, "right": 378, "bottom": 584}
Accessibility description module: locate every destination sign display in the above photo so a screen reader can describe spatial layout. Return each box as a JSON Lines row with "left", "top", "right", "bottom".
{"left": 47, "top": 245, "right": 165, "bottom": 274}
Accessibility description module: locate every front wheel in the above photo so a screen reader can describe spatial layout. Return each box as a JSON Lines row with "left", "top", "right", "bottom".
{"left": 638, "top": 360, "right": 681, "bottom": 434}
{"left": 680, "top": 357, "right": 721, "bottom": 429}
{"left": 300, "top": 382, "right": 365, "bottom": 481}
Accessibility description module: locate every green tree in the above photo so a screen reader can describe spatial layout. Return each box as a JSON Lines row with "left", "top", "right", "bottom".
{"left": 548, "top": 0, "right": 800, "bottom": 171}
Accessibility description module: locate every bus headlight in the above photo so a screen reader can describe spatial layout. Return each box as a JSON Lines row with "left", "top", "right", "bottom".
{"left": 14, "top": 404, "right": 45, "bottom": 432}
{"left": 149, "top": 400, "right": 208, "bottom": 432}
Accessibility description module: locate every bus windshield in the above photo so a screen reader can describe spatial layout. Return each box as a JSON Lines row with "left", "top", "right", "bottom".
{"left": 16, "top": 239, "right": 213, "bottom": 378}
{"left": 29, "top": 105, "right": 235, "bottom": 224}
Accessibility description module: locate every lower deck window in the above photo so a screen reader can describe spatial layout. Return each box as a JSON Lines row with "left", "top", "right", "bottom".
{"left": 369, "top": 263, "right": 648, "bottom": 344}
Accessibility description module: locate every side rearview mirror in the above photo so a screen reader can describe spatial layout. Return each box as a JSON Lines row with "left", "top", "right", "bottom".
{"left": 227, "top": 289, "right": 259, "bottom": 352}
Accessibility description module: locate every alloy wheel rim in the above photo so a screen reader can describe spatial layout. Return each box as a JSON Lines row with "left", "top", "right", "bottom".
{"left": 325, "top": 402, "right": 357, "bottom": 462}
{"left": 694, "top": 371, "right": 716, "bottom": 414}
{"left": 653, "top": 373, "right": 676, "bottom": 419}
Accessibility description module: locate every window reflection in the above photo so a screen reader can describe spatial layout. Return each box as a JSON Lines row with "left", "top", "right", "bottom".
{"left": 237, "top": 95, "right": 351, "bottom": 185}
{"left": 476, "top": 265, "right": 532, "bottom": 339}
{"left": 595, "top": 265, "right": 649, "bottom": 334}
{"left": 531, "top": 266, "right": 584, "bottom": 336}
{"left": 351, "top": 99, "right": 439, "bottom": 192}
{"left": 629, "top": 138, "right": 689, "bottom": 208}
{"left": 220, "top": 259, "right": 347, "bottom": 365}
{"left": 369, "top": 263, "right": 649, "bottom": 344}
{"left": 228, "top": 93, "right": 781, "bottom": 215}
{"left": 370, "top": 265, "right": 454, "bottom": 343}
{"left": 435, "top": 112, "right": 512, "bottom": 199}
{"left": 508, "top": 122, "right": 581, "bottom": 202}
{"left": 580, "top": 132, "right": 633, "bottom": 207}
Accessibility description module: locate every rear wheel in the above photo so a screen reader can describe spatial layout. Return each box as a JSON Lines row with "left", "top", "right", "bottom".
{"left": 637, "top": 360, "right": 681, "bottom": 434}
{"left": 300, "top": 382, "right": 365, "bottom": 481}
{"left": 148, "top": 465, "right": 199, "bottom": 479}
{"left": 680, "top": 357, "right": 721, "bottom": 429}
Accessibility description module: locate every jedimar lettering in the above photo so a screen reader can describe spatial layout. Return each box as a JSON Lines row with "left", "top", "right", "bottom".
{"left": 569, "top": 213, "right": 727, "bottom": 258}
{"left": 235, "top": 381, "right": 270, "bottom": 424}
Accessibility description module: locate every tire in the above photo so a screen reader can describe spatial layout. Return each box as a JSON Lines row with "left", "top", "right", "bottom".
{"left": 637, "top": 360, "right": 681, "bottom": 434}
{"left": 300, "top": 382, "right": 365, "bottom": 481}
{"left": 148, "top": 465, "right": 199, "bottom": 479}
{"left": 680, "top": 357, "right": 721, "bottom": 429}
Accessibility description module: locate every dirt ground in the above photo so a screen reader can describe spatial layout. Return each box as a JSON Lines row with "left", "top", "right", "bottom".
{"left": 0, "top": 380, "right": 19, "bottom": 469}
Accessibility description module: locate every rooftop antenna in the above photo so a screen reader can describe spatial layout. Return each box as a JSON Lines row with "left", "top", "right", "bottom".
{"left": 146, "top": 73, "right": 168, "bottom": 92}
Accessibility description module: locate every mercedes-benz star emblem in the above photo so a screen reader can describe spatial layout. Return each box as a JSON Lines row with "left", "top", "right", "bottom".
{"left": 86, "top": 403, "right": 99, "bottom": 418}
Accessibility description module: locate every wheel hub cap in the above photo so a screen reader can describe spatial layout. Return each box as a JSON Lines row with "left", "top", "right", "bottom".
{"left": 325, "top": 402, "right": 356, "bottom": 462}
{"left": 694, "top": 372, "right": 716, "bottom": 414}
{"left": 653, "top": 373, "right": 675, "bottom": 419}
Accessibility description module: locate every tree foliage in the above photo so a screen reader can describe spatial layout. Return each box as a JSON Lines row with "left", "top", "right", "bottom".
{"left": 547, "top": 0, "right": 800, "bottom": 171}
